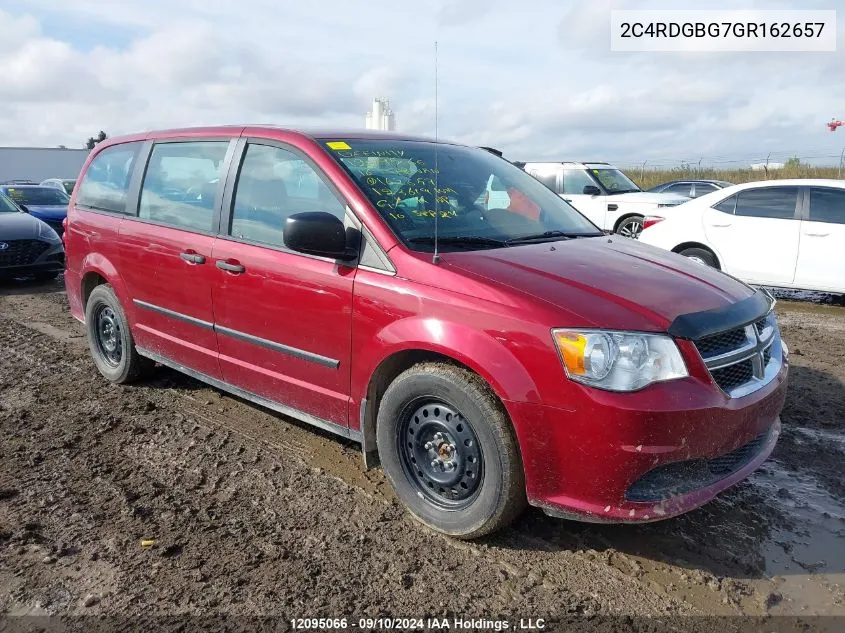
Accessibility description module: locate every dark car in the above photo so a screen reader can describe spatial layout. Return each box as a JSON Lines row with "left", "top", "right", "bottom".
{"left": 648, "top": 180, "right": 733, "bottom": 198}
{"left": 0, "top": 191, "right": 65, "bottom": 281}
{"left": 65, "top": 126, "right": 786, "bottom": 539}
{"left": 0, "top": 184, "right": 70, "bottom": 236}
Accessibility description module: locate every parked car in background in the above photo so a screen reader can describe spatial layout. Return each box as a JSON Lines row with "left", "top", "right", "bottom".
{"left": 648, "top": 180, "right": 734, "bottom": 199}
{"left": 0, "top": 191, "right": 64, "bottom": 281}
{"left": 41, "top": 178, "right": 77, "bottom": 195}
{"left": 520, "top": 161, "right": 689, "bottom": 238}
{"left": 1, "top": 179, "right": 38, "bottom": 185}
{"left": 65, "top": 126, "right": 787, "bottom": 539}
{"left": 639, "top": 179, "right": 845, "bottom": 294}
{"left": 0, "top": 184, "right": 70, "bottom": 237}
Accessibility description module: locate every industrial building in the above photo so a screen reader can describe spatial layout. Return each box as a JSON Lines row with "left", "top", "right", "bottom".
{"left": 365, "top": 98, "right": 396, "bottom": 131}
{"left": 0, "top": 147, "right": 89, "bottom": 183}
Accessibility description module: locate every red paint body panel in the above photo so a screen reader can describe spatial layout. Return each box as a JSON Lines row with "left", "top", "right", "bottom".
{"left": 118, "top": 220, "right": 220, "bottom": 379}
{"left": 210, "top": 238, "right": 355, "bottom": 426}
{"left": 64, "top": 125, "right": 789, "bottom": 524}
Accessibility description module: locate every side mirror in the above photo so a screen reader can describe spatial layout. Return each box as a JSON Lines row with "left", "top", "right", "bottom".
{"left": 583, "top": 185, "right": 602, "bottom": 196}
{"left": 283, "top": 212, "right": 357, "bottom": 261}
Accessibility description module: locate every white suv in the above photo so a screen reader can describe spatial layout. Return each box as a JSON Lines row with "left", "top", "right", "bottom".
{"left": 519, "top": 162, "right": 689, "bottom": 237}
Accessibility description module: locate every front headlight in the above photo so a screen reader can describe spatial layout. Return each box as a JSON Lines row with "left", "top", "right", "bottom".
{"left": 37, "top": 222, "right": 61, "bottom": 243}
{"left": 552, "top": 329, "right": 688, "bottom": 391}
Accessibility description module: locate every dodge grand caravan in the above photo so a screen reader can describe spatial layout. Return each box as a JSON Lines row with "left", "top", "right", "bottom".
{"left": 64, "top": 126, "right": 788, "bottom": 539}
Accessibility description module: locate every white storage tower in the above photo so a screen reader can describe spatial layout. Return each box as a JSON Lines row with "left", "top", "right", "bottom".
{"left": 365, "top": 98, "right": 396, "bottom": 131}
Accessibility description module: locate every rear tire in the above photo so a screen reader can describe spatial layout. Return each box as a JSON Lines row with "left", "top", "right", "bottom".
{"left": 376, "top": 362, "right": 526, "bottom": 539}
{"left": 616, "top": 215, "right": 644, "bottom": 239}
{"left": 678, "top": 247, "right": 719, "bottom": 269}
{"left": 85, "top": 285, "right": 153, "bottom": 384}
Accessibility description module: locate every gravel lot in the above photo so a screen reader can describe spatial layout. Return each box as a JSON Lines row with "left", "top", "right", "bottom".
{"left": 0, "top": 278, "right": 843, "bottom": 631}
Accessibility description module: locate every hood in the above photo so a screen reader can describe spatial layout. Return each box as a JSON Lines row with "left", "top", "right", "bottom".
{"left": 443, "top": 237, "right": 755, "bottom": 333}
{"left": 0, "top": 211, "right": 42, "bottom": 240}
{"left": 24, "top": 205, "right": 68, "bottom": 221}
{"left": 609, "top": 191, "right": 689, "bottom": 205}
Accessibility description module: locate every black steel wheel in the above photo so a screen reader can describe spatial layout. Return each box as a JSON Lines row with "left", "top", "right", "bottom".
{"left": 398, "top": 400, "right": 483, "bottom": 509}
{"left": 376, "top": 362, "right": 526, "bottom": 539}
{"left": 85, "top": 284, "right": 153, "bottom": 384}
{"left": 93, "top": 304, "right": 123, "bottom": 367}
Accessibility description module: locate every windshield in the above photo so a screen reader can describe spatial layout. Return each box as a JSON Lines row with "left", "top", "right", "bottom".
{"left": 323, "top": 139, "right": 602, "bottom": 251}
{"left": 0, "top": 192, "right": 18, "bottom": 213}
{"left": 3, "top": 186, "right": 70, "bottom": 206}
{"left": 589, "top": 168, "right": 640, "bottom": 194}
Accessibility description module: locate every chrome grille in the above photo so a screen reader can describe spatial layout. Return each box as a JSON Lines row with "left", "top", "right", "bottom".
{"left": 694, "top": 312, "right": 782, "bottom": 398}
{"left": 0, "top": 239, "right": 50, "bottom": 267}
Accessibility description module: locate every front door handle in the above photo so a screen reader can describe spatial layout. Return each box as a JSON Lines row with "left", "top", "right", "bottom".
{"left": 805, "top": 232, "right": 830, "bottom": 237}
{"left": 607, "top": 204, "right": 619, "bottom": 211}
{"left": 216, "top": 259, "right": 245, "bottom": 274}
{"left": 710, "top": 223, "right": 732, "bottom": 227}
{"left": 562, "top": 198, "right": 573, "bottom": 202}
{"left": 180, "top": 251, "right": 206, "bottom": 265}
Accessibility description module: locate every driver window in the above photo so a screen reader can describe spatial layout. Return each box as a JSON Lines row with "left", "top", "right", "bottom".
{"left": 139, "top": 141, "right": 229, "bottom": 232}
{"left": 230, "top": 144, "right": 345, "bottom": 248}
{"left": 562, "top": 170, "right": 597, "bottom": 195}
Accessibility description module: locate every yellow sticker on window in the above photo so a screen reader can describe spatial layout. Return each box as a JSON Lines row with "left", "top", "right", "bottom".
{"left": 326, "top": 141, "right": 351, "bottom": 150}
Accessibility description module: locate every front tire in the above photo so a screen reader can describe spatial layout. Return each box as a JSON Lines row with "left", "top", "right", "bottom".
{"left": 376, "top": 362, "right": 526, "bottom": 539}
{"left": 678, "top": 247, "right": 719, "bottom": 268}
{"left": 85, "top": 285, "right": 153, "bottom": 383}
{"left": 616, "top": 215, "right": 644, "bottom": 239}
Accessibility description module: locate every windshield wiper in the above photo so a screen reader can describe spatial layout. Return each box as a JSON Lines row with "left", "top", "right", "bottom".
{"left": 505, "top": 230, "right": 600, "bottom": 245}
{"left": 607, "top": 189, "right": 641, "bottom": 195}
{"left": 407, "top": 236, "right": 508, "bottom": 249}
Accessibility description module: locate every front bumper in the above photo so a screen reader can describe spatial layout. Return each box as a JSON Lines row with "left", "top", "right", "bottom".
{"left": 0, "top": 241, "right": 65, "bottom": 278}
{"left": 508, "top": 349, "right": 788, "bottom": 523}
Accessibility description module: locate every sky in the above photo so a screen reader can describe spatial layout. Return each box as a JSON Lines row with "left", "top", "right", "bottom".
{"left": 1, "top": 0, "right": 844, "bottom": 167}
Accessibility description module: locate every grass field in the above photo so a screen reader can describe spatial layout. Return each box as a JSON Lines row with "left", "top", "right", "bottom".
{"left": 624, "top": 165, "right": 843, "bottom": 190}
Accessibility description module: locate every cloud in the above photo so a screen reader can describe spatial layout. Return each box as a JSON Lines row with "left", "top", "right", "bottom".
{"left": 0, "top": 0, "right": 842, "bottom": 169}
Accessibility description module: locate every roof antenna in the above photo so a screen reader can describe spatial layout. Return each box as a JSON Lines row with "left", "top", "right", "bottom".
{"left": 432, "top": 40, "right": 441, "bottom": 265}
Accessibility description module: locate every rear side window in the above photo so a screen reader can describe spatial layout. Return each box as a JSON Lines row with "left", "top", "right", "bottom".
{"left": 562, "top": 170, "right": 595, "bottom": 195}
{"left": 712, "top": 195, "right": 736, "bottom": 214}
{"left": 76, "top": 142, "right": 142, "bottom": 213}
{"left": 734, "top": 187, "right": 798, "bottom": 220}
{"left": 663, "top": 183, "right": 693, "bottom": 196}
{"left": 139, "top": 141, "right": 230, "bottom": 232}
{"left": 229, "top": 143, "right": 345, "bottom": 248}
{"left": 808, "top": 187, "right": 845, "bottom": 224}
{"left": 531, "top": 172, "right": 558, "bottom": 193}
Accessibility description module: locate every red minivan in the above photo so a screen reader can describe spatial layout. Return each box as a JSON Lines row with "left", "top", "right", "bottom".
{"left": 64, "top": 127, "right": 788, "bottom": 538}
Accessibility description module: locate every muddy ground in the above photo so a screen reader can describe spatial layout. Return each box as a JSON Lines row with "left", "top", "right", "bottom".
{"left": 0, "top": 278, "right": 843, "bottom": 631}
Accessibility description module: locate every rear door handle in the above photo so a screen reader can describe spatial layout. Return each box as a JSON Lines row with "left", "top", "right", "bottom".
{"left": 562, "top": 198, "right": 573, "bottom": 202}
{"left": 180, "top": 251, "right": 206, "bottom": 264}
{"left": 710, "top": 223, "right": 732, "bottom": 227}
{"left": 607, "top": 204, "right": 619, "bottom": 211}
{"left": 216, "top": 259, "right": 245, "bottom": 274}
{"left": 805, "top": 232, "right": 830, "bottom": 237}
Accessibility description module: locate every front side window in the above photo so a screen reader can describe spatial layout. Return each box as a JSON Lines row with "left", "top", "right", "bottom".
{"left": 139, "top": 141, "right": 229, "bottom": 232}
{"left": 76, "top": 142, "right": 142, "bottom": 213}
{"left": 230, "top": 144, "right": 345, "bottom": 248}
{"left": 808, "top": 187, "right": 845, "bottom": 224}
{"left": 0, "top": 192, "right": 18, "bottom": 213}
{"left": 734, "top": 187, "right": 798, "bottom": 220}
{"left": 589, "top": 168, "right": 640, "bottom": 194}
{"left": 323, "top": 140, "right": 601, "bottom": 252}
{"left": 3, "top": 186, "right": 69, "bottom": 206}
{"left": 693, "top": 183, "right": 718, "bottom": 197}
{"left": 561, "top": 170, "right": 596, "bottom": 195}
